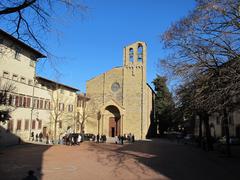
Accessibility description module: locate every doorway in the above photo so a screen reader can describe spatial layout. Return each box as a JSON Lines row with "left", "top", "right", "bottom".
{"left": 109, "top": 117, "right": 120, "bottom": 137}
{"left": 111, "top": 127, "right": 115, "bottom": 137}
{"left": 105, "top": 105, "right": 121, "bottom": 137}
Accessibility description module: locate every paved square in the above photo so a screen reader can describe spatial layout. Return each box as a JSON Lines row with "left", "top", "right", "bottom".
{"left": 0, "top": 139, "right": 239, "bottom": 180}
{"left": 0, "top": 141, "right": 166, "bottom": 180}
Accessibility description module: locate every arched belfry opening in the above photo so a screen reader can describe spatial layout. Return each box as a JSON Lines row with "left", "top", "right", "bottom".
{"left": 137, "top": 43, "right": 143, "bottom": 62}
{"left": 129, "top": 48, "right": 134, "bottom": 63}
{"left": 105, "top": 105, "right": 121, "bottom": 137}
{"left": 124, "top": 41, "right": 146, "bottom": 66}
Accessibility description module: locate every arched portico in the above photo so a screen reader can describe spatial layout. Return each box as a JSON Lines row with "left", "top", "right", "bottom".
{"left": 99, "top": 100, "right": 125, "bottom": 137}
{"left": 105, "top": 105, "right": 120, "bottom": 137}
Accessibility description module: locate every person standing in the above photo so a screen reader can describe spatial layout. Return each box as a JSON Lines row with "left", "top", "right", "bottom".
{"left": 115, "top": 135, "right": 119, "bottom": 144}
{"left": 127, "top": 134, "right": 130, "bottom": 143}
{"left": 31, "top": 132, "right": 34, "bottom": 141}
{"left": 35, "top": 133, "right": 38, "bottom": 142}
{"left": 121, "top": 136, "right": 124, "bottom": 145}
{"left": 39, "top": 132, "right": 43, "bottom": 142}
{"left": 103, "top": 135, "right": 106, "bottom": 143}
{"left": 77, "top": 134, "right": 82, "bottom": 145}
{"left": 97, "top": 134, "right": 99, "bottom": 143}
{"left": 71, "top": 135, "right": 74, "bottom": 145}
{"left": 46, "top": 134, "right": 49, "bottom": 144}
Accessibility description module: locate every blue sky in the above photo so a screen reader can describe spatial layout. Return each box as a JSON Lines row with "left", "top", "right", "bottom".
{"left": 36, "top": 0, "right": 196, "bottom": 92}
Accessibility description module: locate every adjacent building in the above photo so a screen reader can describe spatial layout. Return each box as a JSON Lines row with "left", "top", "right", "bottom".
{"left": 0, "top": 30, "right": 80, "bottom": 146}
{"left": 0, "top": 29, "right": 47, "bottom": 145}
{"left": 76, "top": 93, "right": 90, "bottom": 133}
{"left": 36, "top": 76, "right": 79, "bottom": 141}
{"left": 194, "top": 112, "right": 240, "bottom": 138}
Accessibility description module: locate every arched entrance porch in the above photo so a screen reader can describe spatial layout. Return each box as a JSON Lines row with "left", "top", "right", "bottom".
{"left": 99, "top": 100, "right": 125, "bottom": 137}
{"left": 105, "top": 105, "right": 121, "bottom": 137}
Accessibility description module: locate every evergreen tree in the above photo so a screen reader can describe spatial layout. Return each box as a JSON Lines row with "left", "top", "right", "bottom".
{"left": 152, "top": 75, "right": 174, "bottom": 136}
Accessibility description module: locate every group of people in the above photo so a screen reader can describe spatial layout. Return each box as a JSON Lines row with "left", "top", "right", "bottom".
{"left": 96, "top": 134, "right": 107, "bottom": 143}
{"left": 115, "top": 133, "right": 135, "bottom": 145}
{"left": 62, "top": 133, "right": 82, "bottom": 146}
{"left": 31, "top": 131, "right": 51, "bottom": 144}
{"left": 31, "top": 132, "right": 44, "bottom": 142}
{"left": 30, "top": 131, "right": 136, "bottom": 146}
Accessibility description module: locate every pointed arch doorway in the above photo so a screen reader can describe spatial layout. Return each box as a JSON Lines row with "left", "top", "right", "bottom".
{"left": 105, "top": 105, "right": 121, "bottom": 137}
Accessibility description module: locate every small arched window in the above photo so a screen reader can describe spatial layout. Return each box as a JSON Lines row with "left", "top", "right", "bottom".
{"left": 129, "top": 48, "right": 134, "bottom": 63}
{"left": 137, "top": 44, "right": 143, "bottom": 62}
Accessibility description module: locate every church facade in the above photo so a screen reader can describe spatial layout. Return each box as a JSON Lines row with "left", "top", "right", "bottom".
{"left": 85, "top": 42, "right": 156, "bottom": 140}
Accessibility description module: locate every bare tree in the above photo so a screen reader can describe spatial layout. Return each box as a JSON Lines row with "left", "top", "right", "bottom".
{"left": 0, "top": 81, "right": 16, "bottom": 122}
{"left": 161, "top": 0, "right": 240, "bottom": 79}
{"left": 0, "top": 0, "right": 88, "bottom": 53}
{"left": 76, "top": 94, "right": 99, "bottom": 134}
{"left": 161, "top": 0, "right": 240, "bottom": 155}
{"left": 48, "top": 83, "right": 76, "bottom": 143}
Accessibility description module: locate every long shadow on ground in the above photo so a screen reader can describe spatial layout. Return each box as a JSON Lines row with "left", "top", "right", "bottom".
{"left": 0, "top": 126, "right": 51, "bottom": 180}
{"left": 119, "top": 139, "right": 240, "bottom": 180}
{"left": 0, "top": 143, "right": 51, "bottom": 180}
{"left": 90, "top": 139, "right": 240, "bottom": 180}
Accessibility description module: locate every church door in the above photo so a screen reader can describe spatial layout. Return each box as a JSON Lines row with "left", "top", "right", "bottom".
{"left": 109, "top": 117, "right": 120, "bottom": 137}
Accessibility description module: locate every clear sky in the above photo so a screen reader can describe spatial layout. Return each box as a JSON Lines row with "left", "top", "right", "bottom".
{"left": 36, "top": 0, "right": 196, "bottom": 92}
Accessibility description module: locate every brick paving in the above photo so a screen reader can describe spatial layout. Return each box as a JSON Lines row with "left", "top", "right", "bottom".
{"left": 0, "top": 139, "right": 240, "bottom": 180}
{"left": 0, "top": 142, "right": 166, "bottom": 180}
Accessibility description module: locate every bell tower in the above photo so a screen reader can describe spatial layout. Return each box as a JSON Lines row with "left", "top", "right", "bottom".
{"left": 122, "top": 41, "right": 147, "bottom": 139}
{"left": 123, "top": 41, "right": 146, "bottom": 75}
